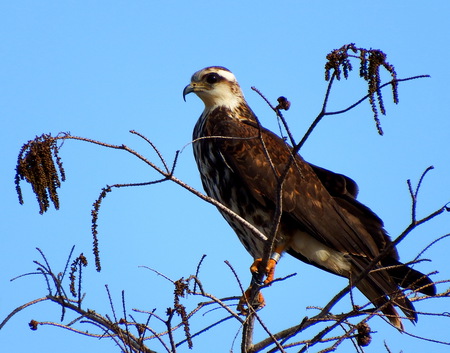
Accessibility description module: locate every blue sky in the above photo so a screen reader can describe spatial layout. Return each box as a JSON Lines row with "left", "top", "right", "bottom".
{"left": 1, "top": 1, "right": 450, "bottom": 352}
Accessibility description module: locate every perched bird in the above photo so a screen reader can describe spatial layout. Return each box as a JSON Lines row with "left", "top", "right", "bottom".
{"left": 183, "top": 66, "right": 435, "bottom": 329}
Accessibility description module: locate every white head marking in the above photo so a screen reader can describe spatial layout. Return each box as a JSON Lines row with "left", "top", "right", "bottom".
{"left": 189, "top": 66, "right": 245, "bottom": 111}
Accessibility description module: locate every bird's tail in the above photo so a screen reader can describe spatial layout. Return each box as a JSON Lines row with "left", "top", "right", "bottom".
{"left": 354, "top": 259, "right": 435, "bottom": 330}
{"left": 356, "top": 278, "right": 414, "bottom": 330}
{"left": 382, "top": 258, "right": 436, "bottom": 296}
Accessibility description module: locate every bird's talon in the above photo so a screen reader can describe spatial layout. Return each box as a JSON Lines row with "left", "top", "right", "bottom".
{"left": 250, "top": 258, "right": 278, "bottom": 285}
{"left": 237, "top": 288, "right": 265, "bottom": 315}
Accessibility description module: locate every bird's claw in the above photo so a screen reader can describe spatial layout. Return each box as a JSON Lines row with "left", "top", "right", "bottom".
{"left": 237, "top": 288, "right": 265, "bottom": 315}
{"left": 237, "top": 258, "right": 278, "bottom": 315}
{"left": 250, "top": 258, "right": 277, "bottom": 285}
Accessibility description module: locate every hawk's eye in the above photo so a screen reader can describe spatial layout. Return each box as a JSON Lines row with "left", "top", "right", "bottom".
{"left": 205, "top": 73, "right": 220, "bottom": 84}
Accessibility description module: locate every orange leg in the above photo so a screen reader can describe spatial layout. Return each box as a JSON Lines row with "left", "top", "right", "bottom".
{"left": 250, "top": 258, "right": 278, "bottom": 284}
{"left": 237, "top": 251, "right": 282, "bottom": 315}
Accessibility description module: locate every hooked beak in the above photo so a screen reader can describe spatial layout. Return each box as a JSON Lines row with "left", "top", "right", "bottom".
{"left": 183, "top": 83, "right": 195, "bottom": 102}
{"left": 183, "top": 82, "right": 210, "bottom": 102}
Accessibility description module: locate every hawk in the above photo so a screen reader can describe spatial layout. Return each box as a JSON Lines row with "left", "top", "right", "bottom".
{"left": 183, "top": 66, "right": 435, "bottom": 329}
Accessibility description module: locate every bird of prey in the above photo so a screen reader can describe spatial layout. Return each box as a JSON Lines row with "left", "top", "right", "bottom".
{"left": 183, "top": 66, "right": 435, "bottom": 329}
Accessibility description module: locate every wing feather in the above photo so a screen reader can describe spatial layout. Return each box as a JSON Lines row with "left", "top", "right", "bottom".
{"left": 205, "top": 114, "right": 386, "bottom": 259}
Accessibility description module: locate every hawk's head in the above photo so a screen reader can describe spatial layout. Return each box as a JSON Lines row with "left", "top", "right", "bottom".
{"left": 183, "top": 66, "right": 245, "bottom": 110}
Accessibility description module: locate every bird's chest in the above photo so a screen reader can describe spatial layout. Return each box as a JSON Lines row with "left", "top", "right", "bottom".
{"left": 192, "top": 129, "right": 273, "bottom": 258}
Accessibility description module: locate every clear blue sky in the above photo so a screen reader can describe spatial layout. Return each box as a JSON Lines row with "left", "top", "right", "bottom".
{"left": 1, "top": 1, "right": 449, "bottom": 352}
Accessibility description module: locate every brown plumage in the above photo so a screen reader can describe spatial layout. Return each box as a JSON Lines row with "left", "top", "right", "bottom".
{"left": 183, "top": 66, "right": 435, "bottom": 329}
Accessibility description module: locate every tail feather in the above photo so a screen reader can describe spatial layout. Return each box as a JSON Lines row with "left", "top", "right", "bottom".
{"left": 357, "top": 277, "right": 416, "bottom": 330}
{"left": 352, "top": 257, "right": 426, "bottom": 329}
{"left": 382, "top": 258, "right": 436, "bottom": 296}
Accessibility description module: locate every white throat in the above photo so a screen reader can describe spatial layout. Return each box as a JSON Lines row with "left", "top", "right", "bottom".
{"left": 196, "top": 87, "right": 243, "bottom": 112}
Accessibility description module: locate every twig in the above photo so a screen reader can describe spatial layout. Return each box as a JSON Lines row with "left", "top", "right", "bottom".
{"left": 0, "top": 297, "right": 49, "bottom": 329}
